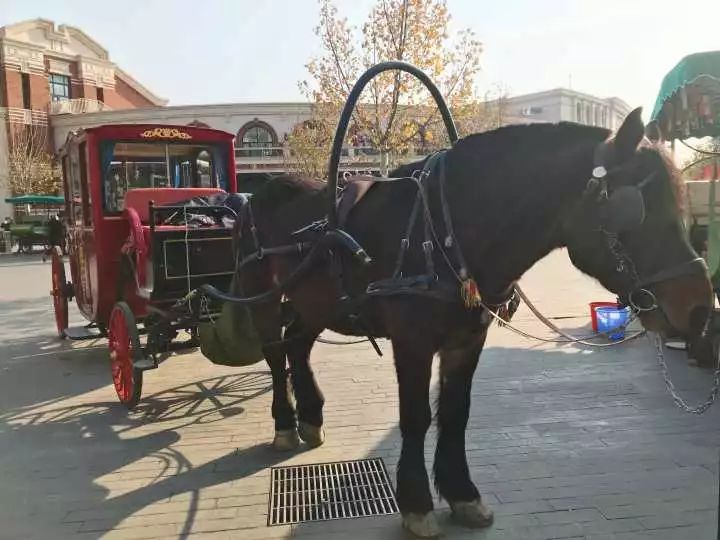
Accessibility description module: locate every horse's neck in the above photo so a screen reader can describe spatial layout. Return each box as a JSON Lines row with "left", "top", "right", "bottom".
{"left": 448, "top": 144, "right": 594, "bottom": 294}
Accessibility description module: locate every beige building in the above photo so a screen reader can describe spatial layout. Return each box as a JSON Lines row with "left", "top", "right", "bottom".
{"left": 0, "top": 18, "right": 634, "bottom": 218}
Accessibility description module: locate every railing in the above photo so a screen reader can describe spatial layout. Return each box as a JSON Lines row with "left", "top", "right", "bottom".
{"left": 5, "top": 108, "right": 48, "bottom": 126}
{"left": 48, "top": 98, "right": 112, "bottom": 115}
{"left": 234, "top": 145, "right": 441, "bottom": 172}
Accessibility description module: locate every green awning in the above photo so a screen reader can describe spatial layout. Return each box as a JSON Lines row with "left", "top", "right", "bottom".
{"left": 651, "top": 50, "right": 720, "bottom": 121}
{"left": 4, "top": 194, "right": 64, "bottom": 205}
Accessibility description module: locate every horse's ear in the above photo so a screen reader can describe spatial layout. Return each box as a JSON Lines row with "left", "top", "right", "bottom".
{"left": 613, "top": 107, "right": 645, "bottom": 162}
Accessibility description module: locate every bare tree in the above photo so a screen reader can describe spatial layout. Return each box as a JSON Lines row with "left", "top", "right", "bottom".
{"left": 2, "top": 125, "right": 60, "bottom": 195}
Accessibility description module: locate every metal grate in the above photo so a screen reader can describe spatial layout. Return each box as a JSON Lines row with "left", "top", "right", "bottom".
{"left": 268, "top": 458, "right": 399, "bottom": 525}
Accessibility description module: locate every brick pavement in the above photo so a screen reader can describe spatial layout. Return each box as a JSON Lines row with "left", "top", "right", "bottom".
{"left": 0, "top": 252, "right": 718, "bottom": 539}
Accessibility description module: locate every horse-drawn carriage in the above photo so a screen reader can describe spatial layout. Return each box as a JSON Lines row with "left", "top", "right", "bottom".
{"left": 50, "top": 123, "right": 240, "bottom": 408}
{"left": 649, "top": 50, "right": 720, "bottom": 290}
{"left": 4, "top": 194, "right": 64, "bottom": 255}
{"left": 47, "top": 62, "right": 719, "bottom": 537}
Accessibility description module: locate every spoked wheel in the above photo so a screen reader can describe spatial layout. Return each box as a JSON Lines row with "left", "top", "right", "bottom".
{"left": 108, "top": 302, "right": 144, "bottom": 409}
{"left": 50, "top": 246, "right": 69, "bottom": 339}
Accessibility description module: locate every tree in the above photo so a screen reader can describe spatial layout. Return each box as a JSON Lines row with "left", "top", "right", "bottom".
{"left": 2, "top": 125, "right": 60, "bottom": 195}
{"left": 682, "top": 138, "right": 720, "bottom": 180}
{"left": 291, "top": 0, "right": 496, "bottom": 179}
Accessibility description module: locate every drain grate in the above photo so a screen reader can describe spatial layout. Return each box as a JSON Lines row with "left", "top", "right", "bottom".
{"left": 268, "top": 457, "right": 399, "bottom": 525}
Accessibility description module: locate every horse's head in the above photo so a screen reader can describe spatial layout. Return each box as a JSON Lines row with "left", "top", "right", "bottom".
{"left": 563, "top": 108, "right": 713, "bottom": 352}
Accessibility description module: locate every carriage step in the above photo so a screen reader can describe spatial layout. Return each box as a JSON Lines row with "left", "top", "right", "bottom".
{"left": 133, "top": 357, "right": 158, "bottom": 371}
{"left": 63, "top": 326, "right": 104, "bottom": 340}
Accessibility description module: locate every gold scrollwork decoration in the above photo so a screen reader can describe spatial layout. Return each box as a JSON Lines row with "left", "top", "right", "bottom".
{"left": 139, "top": 128, "right": 192, "bottom": 140}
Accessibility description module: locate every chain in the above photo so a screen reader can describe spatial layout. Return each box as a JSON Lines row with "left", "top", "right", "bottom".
{"left": 650, "top": 332, "right": 720, "bottom": 414}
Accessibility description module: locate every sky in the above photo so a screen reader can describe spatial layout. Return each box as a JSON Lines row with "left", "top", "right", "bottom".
{"left": 1, "top": 0, "right": 719, "bottom": 121}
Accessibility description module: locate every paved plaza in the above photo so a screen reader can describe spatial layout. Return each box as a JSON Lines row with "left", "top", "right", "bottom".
{"left": 0, "top": 251, "right": 718, "bottom": 540}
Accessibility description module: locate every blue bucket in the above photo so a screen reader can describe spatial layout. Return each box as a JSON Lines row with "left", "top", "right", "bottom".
{"left": 594, "top": 306, "right": 631, "bottom": 341}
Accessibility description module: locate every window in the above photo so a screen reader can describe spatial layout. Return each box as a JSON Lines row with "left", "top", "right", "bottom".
{"left": 594, "top": 107, "right": 600, "bottom": 127}
{"left": 79, "top": 142, "right": 91, "bottom": 226}
{"left": 21, "top": 73, "right": 31, "bottom": 109}
{"left": 96, "top": 87, "right": 104, "bottom": 103}
{"left": 585, "top": 104, "right": 592, "bottom": 125}
{"left": 101, "top": 142, "right": 228, "bottom": 213}
{"left": 48, "top": 73, "right": 70, "bottom": 102}
{"left": 238, "top": 122, "right": 279, "bottom": 157}
{"left": 601, "top": 108, "right": 608, "bottom": 128}
{"left": 576, "top": 102, "right": 583, "bottom": 123}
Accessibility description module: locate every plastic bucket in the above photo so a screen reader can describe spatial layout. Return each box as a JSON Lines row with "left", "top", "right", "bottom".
{"left": 595, "top": 306, "right": 631, "bottom": 341}
{"left": 589, "top": 301, "right": 619, "bottom": 332}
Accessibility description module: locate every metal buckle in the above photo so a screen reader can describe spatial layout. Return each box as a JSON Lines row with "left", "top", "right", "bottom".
{"left": 628, "top": 288, "right": 658, "bottom": 312}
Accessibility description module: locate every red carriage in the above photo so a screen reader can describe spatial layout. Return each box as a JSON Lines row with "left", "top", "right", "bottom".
{"left": 50, "top": 123, "right": 239, "bottom": 408}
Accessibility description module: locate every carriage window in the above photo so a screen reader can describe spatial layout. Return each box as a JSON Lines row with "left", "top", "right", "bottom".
{"left": 101, "top": 142, "right": 228, "bottom": 213}
{"left": 79, "top": 142, "right": 91, "bottom": 226}
{"left": 69, "top": 146, "right": 83, "bottom": 226}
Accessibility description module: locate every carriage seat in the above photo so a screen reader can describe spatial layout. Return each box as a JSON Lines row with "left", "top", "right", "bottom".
{"left": 124, "top": 188, "right": 225, "bottom": 224}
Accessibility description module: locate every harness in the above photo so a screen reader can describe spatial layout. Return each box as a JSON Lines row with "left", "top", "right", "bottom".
{"left": 585, "top": 141, "right": 708, "bottom": 315}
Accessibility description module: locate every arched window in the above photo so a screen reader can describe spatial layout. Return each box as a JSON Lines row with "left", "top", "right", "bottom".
{"left": 237, "top": 121, "right": 279, "bottom": 157}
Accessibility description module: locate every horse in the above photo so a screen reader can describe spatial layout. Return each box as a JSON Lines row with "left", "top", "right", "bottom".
{"left": 232, "top": 108, "right": 713, "bottom": 537}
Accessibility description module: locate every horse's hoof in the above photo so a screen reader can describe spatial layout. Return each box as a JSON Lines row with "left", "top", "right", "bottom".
{"left": 401, "top": 512, "right": 440, "bottom": 538}
{"left": 272, "top": 429, "right": 300, "bottom": 451}
{"left": 449, "top": 498, "right": 494, "bottom": 528}
{"left": 298, "top": 421, "right": 325, "bottom": 448}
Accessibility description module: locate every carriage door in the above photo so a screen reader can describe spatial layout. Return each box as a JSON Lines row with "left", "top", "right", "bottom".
{"left": 69, "top": 143, "right": 94, "bottom": 316}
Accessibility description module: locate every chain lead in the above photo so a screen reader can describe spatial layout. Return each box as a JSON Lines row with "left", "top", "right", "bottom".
{"left": 650, "top": 333, "right": 720, "bottom": 414}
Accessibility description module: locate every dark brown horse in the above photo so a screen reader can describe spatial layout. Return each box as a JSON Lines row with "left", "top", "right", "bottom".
{"left": 233, "top": 109, "right": 713, "bottom": 537}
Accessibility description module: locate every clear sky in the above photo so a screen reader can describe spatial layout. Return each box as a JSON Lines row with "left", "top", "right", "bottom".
{"left": 1, "top": 0, "right": 718, "bottom": 120}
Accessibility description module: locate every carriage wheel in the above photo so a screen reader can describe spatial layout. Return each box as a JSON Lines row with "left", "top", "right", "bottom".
{"left": 108, "top": 302, "right": 144, "bottom": 409}
{"left": 50, "top": 246, "right": 69, "bottom": 339}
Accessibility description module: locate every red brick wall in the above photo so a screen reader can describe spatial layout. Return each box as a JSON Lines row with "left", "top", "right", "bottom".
{"left": 2, "top": 69, "right": 24, "bottom": 108}
{"left": 29, "top": 73, "right": 50, "bottom": 110}
{"left": 103, "top": 75, "right": 157, "bottom": 109}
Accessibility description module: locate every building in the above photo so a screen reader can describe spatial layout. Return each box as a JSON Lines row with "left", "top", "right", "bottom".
{"left": 48, "top": 88, "right": 633, "bottom": 193}
{"left": 0, "top": 19, "right": 166, "bottom": 219}
{"left": 503, "top": 88, "right": 632, "bottom": 129}
{"left": 0, "top": 19, "right": 634, "bottom": 219}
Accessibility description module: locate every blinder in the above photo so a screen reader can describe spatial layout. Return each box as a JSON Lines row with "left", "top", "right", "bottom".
{"left": 602, "top": 185, "right": 646, "bottom": 234}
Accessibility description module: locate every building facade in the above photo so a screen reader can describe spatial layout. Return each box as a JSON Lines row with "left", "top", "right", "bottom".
{"left": 0, "top": 19, "right": 634, "bottom": 218}
{"left": 504, "top": 88, "right": 632, "bottom": 129}
{"left": 0, "top": 19, "right": 166, "bottom": 219}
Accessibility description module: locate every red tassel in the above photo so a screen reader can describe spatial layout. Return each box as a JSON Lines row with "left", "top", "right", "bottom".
{"left": 461, "top": 277, "right": 482, "bottom": 308}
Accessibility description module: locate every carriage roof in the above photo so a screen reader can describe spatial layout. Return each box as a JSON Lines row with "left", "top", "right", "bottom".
{"left": 58, "top": 123, "right": 236, "bottom": 159}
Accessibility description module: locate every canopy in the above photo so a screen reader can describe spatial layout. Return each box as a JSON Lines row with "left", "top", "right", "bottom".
{"left": 650, "top": 51, "right": 720, "bottom": 140}
{"left": 4, "top": 194, "right": 64, "bottom": 205}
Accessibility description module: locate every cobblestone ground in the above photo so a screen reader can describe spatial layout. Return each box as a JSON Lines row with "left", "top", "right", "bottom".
{"left": 0, "top": 251, "right": 718, "bottom": 540}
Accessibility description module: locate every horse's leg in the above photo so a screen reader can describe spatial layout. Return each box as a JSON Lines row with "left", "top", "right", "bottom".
{"left": 391, "top": 336, "right": 439, "bottom": 538}
{"left": 252, "top": 301, "right": 299, "bottom": 451}
{"left": 434, "top": 328, "right": 493, "bottom": 528}
{"left": 284, "top": 318, "right": 325, "bottom": 448}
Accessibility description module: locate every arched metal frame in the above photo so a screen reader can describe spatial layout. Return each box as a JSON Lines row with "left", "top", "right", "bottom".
{"left": 198, "top": 62, "right": 458, "bottom": 305}
{"left": 325, "top": 61, "right": 458, "bottom": 229}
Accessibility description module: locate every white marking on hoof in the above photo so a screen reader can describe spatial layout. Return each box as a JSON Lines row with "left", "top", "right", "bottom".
{"left": 272, "top": 428, "right": 299, "bottom": 451}
{"left": 298, "top": 421, "right": 325, "bottom": 448}
{"left": 450, "top": 498, "right": 494, "bottom": 528}
{"left": 401, "top": 511, "right": 440, "bottom": 538}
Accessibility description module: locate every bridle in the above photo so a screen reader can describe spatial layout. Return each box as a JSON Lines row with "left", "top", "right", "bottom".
{"left": 586, "top": 141, "right": 709, "bottom": 316}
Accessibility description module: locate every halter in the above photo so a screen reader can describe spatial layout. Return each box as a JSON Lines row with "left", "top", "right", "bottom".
{"left": 586, "top": 141, "right": 708, "bottom": 315}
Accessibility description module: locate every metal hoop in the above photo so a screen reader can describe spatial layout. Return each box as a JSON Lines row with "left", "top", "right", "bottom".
{"left": 326, "top": 61, "right": 459, "bottom": 229}
{"left": 628, "top": 288, "right": 659, "bottom": 312}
